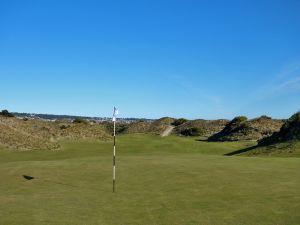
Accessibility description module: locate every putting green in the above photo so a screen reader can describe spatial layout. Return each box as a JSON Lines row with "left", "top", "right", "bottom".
{"left": 0, "top": 134, "right": 299, "bottom": 225}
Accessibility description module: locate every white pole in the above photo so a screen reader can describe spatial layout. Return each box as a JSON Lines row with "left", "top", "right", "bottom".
{"left": 113, "top": 117, "right": 116, "bottom": 192}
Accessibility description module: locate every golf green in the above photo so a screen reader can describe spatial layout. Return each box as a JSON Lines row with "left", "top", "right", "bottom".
{"left": 0, "top": 134, "right": 299, "bottom": 225}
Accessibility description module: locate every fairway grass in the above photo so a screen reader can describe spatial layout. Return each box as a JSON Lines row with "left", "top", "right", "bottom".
{"left": 0, "top": 135, "right": 299, "bottom": 225}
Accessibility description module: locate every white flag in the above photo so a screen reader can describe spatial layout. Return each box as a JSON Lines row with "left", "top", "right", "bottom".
{"left": 112, "top": 107, "right": 119, "bottom": 121}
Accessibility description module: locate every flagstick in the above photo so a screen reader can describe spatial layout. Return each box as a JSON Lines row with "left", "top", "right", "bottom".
{"left": 113, "top": 118, "right": 116, "bottom": 193}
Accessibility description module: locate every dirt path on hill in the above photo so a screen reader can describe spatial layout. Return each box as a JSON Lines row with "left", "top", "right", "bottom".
{"left": 161, "top": 126, "right": 175, "bottom": 137}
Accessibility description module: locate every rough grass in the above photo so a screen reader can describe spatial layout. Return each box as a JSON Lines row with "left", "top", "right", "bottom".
{"left": 0, "top": 134, "right": 299, "bottom": 225}
{"left": 241, "top": 141, "right": 300, "bottom": 157}
{"left": 0, "top": 116, "right": 110, "bottom": 150}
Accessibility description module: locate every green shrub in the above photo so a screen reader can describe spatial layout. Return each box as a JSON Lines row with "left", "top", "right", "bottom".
{"left": 73, "top": 118, "right": 89, "bottom": 124}
{"left": 180, "top": 127, "right": 204, "bottom": 136}
{"left": 288, "top": 112, "right": 300, "bottom": 123}
{"left": 103, "top": 122, "right": 129, "bottom": 135}
{"left": 260, "top": 115, "right": 272, "bottom": 120}
{"left": 117, "top": 124, "right": 128, "bottom": 133}
{"left": 232, "top": 116, "right": 248, "bottom": 124}
{"left": 60, "top": 124, "right": 69, "bottom": 129}
{"left": 172, "top": 118, "right": 188, "bottom": 126}
{"left": 239, "top": 121, "right": 251, "bottom": 129}
{"left": 0, "top": 110, "right": 14, "bottom": 117}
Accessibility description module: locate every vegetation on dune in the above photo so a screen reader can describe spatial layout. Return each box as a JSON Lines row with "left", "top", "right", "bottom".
{"left": 0, "top": 116, "right": 110, "bottom": 150}
{"left": 175, "top": 119, "right": 228, "bottom": 137}
{"left": 234, "top": 116, "right": 248, "bottom": 123}
{"left": 0, "top": 116, "right": 59, "bottom": 150}
{"left": 73, "top": 118, "right": 89, "bottom": 124}
{"left": 245, "top": 112, "right": 300, "bottom": 156}
{"left": 122, "top": 117, "right": 175, "bottom": 135}
{"left": 59, "top": 124, "right": 69, "bottom": 129}
{"left": 179, "top": 127, "right": 204, "bottom": 136}
{"left": 226, "top": 112, "right": 300, "bottom": 156}
{"left": 122, "top": 121, "right": 151, "bottom": 133}
{"left": 0, "top": 115, "right": 177, "bottom": 150}
{"left": 0, "top": 109, "right": 14, "bottom": 117}
{"left": 154, "top": 117, "right": 175, "bottom": 125}
{"left": 259, "top": 112, "right": 300, "bottom": 145}
{"left": 0, "top": 112, "right": 297, "bottom": 156}
{"left": 171, "top": 118, "right": 188, "bottom": 126}
{"left": 101, "top": 121, "right": 129, "bottom": 135}
{"left": 208, "top": 116, "right": 283, "bottom": 142}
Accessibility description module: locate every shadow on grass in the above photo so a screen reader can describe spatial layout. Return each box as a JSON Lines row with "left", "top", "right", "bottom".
{"left": 23, "top": 175, "right": 34, "bottom": 180}
{"left": 194, "top": 139, "right": 258, "bottom": 156}
{"left": 22, "top": 175, "right": 77, "bottom": 187}
{"left": 224, "top": 146, "right": 257, "bottom": 156}
{"left": 195, "top": 138, "right": 209, "bottom": 142}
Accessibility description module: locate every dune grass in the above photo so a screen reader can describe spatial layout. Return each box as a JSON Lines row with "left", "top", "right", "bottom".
{"left": 0, "top": 134, "right": 299, "bottom": 225}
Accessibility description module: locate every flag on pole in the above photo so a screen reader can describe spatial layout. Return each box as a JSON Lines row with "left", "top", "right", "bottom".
{"left": 112, "top": 107, "right": 118, "bottom": 192}
{"left": 112, "top": 107, "right": 119, "bottom": 122}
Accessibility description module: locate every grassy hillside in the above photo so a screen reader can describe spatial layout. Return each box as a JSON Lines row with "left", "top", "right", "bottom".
{"left": 0, "top": 114, "right": 287, "bottom": 151}
{"left": 259, "top": 112, "right": 300, "bottom": 144}
{"left": 208, "top": 116, "right": 283, "bottom": 141}
{"left": 0, "top": 116, "right": 110, "bottom": 150}
{"left": 234, "top": 112, "right": 300, "bottom": 156}
{"left": 122, "top": 117, "right": 174, "bottom": 135}
{"left": 0, "top": 135, "right": 299, "bottom": 225}
{"left": 175, "top": 119, "right": 228, "bottom": 137}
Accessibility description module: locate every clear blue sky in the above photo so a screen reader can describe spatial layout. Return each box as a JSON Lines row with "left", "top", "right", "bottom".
{"left": 0, "top": 0, "right": 299, "bottom": 119}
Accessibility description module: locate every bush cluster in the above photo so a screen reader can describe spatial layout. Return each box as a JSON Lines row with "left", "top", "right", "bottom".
{"left": 0, "top": 110, "right": 14, "bottom": 117}
{"left": 60, "top": 124, "right": 69, "bottom": 129}
{"left": 232, "top": 116, "right": 248, "bottom": 124}
{"left": 260, "top": 115, "right": 272, "bottom": 120}
{"left": 73, "top": 118, "right": 89, "bottom": 124}
{"left": 180, "top": 127, "right": 204, "bottom": 136}
{"left": 172, "top": 118, "right": 188, "bottom": 126}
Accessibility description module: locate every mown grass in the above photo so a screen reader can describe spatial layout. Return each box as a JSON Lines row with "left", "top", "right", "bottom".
{"left": 0, "top": 134, "right": 299, "bottom": 225}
